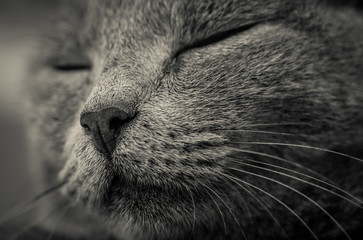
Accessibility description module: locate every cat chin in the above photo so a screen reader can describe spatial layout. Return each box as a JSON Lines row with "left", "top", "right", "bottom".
{"left": 58, "top": 124, "right": 213, "bottom": 239}
{"left": 57, "top": 171, "right": 196, "bottom": 240}
{"left": 59, "top": 151, "right": 198, "bottom": 240}
{"left": 104, "top": 208, "right": 196, "bottom": 240}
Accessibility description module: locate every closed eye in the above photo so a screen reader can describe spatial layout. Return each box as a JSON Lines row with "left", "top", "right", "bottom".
{"left": 53, "top": 63, "right": 92, "bottom": 71}
{"left": 174, "top": 22, "right": 260, "bottom": 58}
{"left": 50, "top": 55, "right": 92, "bottom": 72}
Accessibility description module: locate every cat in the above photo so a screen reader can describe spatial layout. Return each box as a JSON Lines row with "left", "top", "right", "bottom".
{"left": 3, "top": 0, "right": 363, "bottom": 239}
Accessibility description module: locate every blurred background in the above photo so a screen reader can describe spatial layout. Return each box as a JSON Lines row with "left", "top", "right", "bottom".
{"left": 0, "top": 2, "right": 48, "bottom": 235}
{"left": 0, "top": 3, "right": 86, "bottom": 238}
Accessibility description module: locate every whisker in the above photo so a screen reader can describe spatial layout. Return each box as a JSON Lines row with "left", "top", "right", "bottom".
{"left": 5, "top": 204, "right": 66, "bottom": 240}
{"left": 241, "top": 158, "right": 363, "bottom": 206}
{"left": 230, "top": 159, "right": 363, "bottom": 208}
{"left": 239, "top": 123, "right": 312, "bottom": 128}
{"left": 0, "top": 33, "right": 39, "bottom": 44}
{"left": 219, "top": 172, "right": 319, "bottom": 240}
{"left": 187, "top": 189, "right": 196, "bottom": 239}
{"left": 202, "top": 185, "right": 227, "bottom": 237}
{"left": 199, "top": 181, "right": 247, "bottom": 240}
{"left": 231, "top": 142, "right": 363, "bottom": 163}
{"left": 225, "top": 147, "right": 332, "bottom": 183}
{"left": 46, "top": 205, "right": 71, "bottom": 240}
{"left": 0, "top": 181, "right": 66, "bottom": 226}
{"left": 213, "top": 129, "right": 295, "bottom": 136}
{"left": 225, "top": 172, "right": 287, "bottom": 236}
{"left": 227, "top": 167, "right": 352, "bottom": 240}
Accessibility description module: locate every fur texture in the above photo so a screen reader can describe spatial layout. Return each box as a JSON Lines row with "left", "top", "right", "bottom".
{"left": 19, "top": 0, "right": 363, "bottom": 239}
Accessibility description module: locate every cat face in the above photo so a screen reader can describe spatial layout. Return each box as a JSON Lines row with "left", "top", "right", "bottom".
{"left": 23, "top": 0, "right": 363, "bottom": 239}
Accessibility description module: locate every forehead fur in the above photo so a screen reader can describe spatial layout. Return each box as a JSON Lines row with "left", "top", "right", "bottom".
{"left": 86, "top": 0, "right": 295, "bottom": 47}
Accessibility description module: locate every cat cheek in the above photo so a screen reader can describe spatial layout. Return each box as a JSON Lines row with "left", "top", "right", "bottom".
{"left": 60, "top": 124, "right": 112, "bottom": 206}
{"left": 61, "top": 123, "right": 83, "bottom": 162}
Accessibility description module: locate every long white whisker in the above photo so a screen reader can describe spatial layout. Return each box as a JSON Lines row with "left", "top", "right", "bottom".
{"left": 203, "top": 186, "right": 227, "bottom": 237}
{"left": 199, "top": 181, "right": 247, "bottom": 240}
{"left": 232, "top": 142, "right": 363, "bottom": 163}
{"left": 227, "top": 167, "right": 352, "bottom": 240}
{"left": 214, "top": 129, "right": 295, "bottom": 136}
{"left": 239, "top": 123, "right": 312, "bottom": 127}
{"left": 225, "top": 147, "right": 332, "bottom": 183}
{"left": 46, "top": 205, "right": 71, "bottom": 240}
{"left": 224, "top": 172, "right": 287, "bottom": 236}
{"left": 187, "top": 189, "right": 196, "bottom": 239}
{"left": 230, "top": 159, "right": 362, "bottom": 208}
{"left": 219, "top": 172, "right": 318, "bottom": 240}
{"left": 241, "top": 158, "right": 363, "bottom": 206}
{"left": 5, "top": 206, "right": 64, "bottom": 240}
{"left": 0, "top": 182, "right": 66, "bottom": 226}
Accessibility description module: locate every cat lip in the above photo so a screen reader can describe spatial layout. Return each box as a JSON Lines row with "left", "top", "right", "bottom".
{"left": 108, "top": 175, "right": 127, "bottom": 193}
{"left": 107, "top": 175, "right": 163, "bottom": 195}
{"left": 103, "top": 175, "right": 126, "bottom": 206}
{"left": 104, "top": 174, "right": 179, "bottom": 206}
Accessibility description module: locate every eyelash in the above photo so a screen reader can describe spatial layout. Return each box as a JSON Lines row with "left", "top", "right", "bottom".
{"left": 50, "top": 53, "right": 92, "bottom": 72}
{"left": 53, "top": 63, "right": 92, "bottom": 71}
{"left": 51, "top": 23, "right": 258, "bottom": 72}
{"left": 173, "top": 22, "right": 259, "bottom": 58}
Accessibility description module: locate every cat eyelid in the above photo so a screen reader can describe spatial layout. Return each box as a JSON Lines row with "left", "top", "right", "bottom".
{"left": 50, "top": 55, "right": 92, "bottom": 72}
{"left": 174, "top": 21, "right": 261, "bottom": 58}
{"left": 53, "top": 63, "right": 92, "bottom": 71}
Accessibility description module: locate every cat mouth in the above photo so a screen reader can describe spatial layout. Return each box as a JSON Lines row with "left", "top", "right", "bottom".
{"left": 106, "top": 175, "right": 165, "bottom": 201}
{"left": 104, "top": 174, "right": 184, "bottom": 210}
{"left": 109, "top": 175, "right": 126, "bottom": 191}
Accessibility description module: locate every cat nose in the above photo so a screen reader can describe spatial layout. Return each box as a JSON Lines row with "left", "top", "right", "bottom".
{"left": 80, "top": 107, "right": 129, "bottom": 156}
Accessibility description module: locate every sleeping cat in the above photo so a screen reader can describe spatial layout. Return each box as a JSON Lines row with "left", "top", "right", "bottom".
{"left": 6, "top": 0, "right": 363, "bottom": 239}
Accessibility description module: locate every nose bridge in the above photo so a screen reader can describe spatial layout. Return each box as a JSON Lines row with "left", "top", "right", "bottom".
{"left": 81, "top": 70, "right": 140, "bottom": 116}
{"left": 82, "top": 46, "right": 167, "bottom": 116}
{"left": 81, "top": 25, "right": 172, "bottom": 115}
{"left": 80, "top": 69, "right": 140, "bottom": 156}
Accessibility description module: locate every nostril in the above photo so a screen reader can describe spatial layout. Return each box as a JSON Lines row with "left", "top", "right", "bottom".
{"left": 79, "top": 108, "right": 132, "bottom": 156}
{"left": 109, "top": 117, "right": 123, "bottom": 135}
{"left": 81, "top": 123, "right": 91, "bottom": 131}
